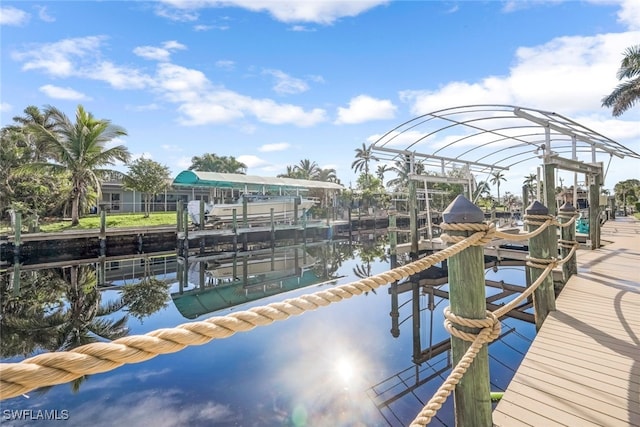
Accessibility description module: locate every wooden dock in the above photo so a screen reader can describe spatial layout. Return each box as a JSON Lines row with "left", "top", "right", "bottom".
{"left": 493, "top": 216, "right": 640, "bottom": 426}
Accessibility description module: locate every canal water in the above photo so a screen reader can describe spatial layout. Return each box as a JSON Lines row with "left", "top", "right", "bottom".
{"left": 0, "top": 236, "right": 535, "bottom": 426}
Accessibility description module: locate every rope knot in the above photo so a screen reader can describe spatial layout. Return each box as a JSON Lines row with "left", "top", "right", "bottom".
{"left": 443, "top": 306, "right": 501, "bottom": 344}
{"left": 525, "top": 255, "right": 558, "bottom": 270}
{"left": 439, "top": 222, "right": 496, "bottom": 246}
{"left": 523, "top": 213, "right": 553, "bottom": 227}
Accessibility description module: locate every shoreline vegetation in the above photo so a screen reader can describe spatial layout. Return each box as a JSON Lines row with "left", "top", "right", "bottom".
{"left": 2, "top": 209, "right": 639, "bottom": 235}
{"left": 0, "top": 212, "right": 177, "bottom": 234}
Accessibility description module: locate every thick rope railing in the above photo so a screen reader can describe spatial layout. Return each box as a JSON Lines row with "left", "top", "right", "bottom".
{"left": 409, "top": 212, "right": 579, "bottom": 427}
{"left": 0, "top": 209, "right": 580, "bottom": 426}
{"left": 0, "top": 228, "right": 488, "bottom": 400}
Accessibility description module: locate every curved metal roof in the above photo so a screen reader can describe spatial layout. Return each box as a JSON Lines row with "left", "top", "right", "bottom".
{"left": 173, "top": 171, "right": 344, "bottom": 191}
{"left": 370, "top": 104, "right": 640, "bottom": 175}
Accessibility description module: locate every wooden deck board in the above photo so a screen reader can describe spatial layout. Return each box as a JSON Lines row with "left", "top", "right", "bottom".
{"left": 494, "top": 217, "right": 640, "bottom": 427}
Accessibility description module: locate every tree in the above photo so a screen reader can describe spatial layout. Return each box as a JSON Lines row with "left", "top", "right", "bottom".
{"left": 614, "top": 179, "right": 639, "bottom": 215}
{"left": 602, "top": 45, "right": 640, "bottom": 117}
{"left": 294, "top": 159, "right": 321, "bottom": 180}
{"left": 189, "top": 153, "right": 247, "bottom": 174}
{"left": 25, "top": 105, "right": 130, "bottom": 225}
{"left": 351, "top": 143, "right": 379, "bottom": 175}
{"left": 490, "top": 170, "right": 507, "bottom": 206}
{"left": 123, "top": 158, "right": 171, "bottom": 217}
{"left": 473, "top": 180, "right": 491, "bottom": 201}
{"left": 316, "top": 167, "right": 339, "bottom": 184}
{"left": 376, "top": 164, "right": 390, "bottom": 186}
{"left": 9, "top": 105, "right": 57, "bottom": 162}
{"left": 523, "top": 173, "right": 538, "bottom": 200}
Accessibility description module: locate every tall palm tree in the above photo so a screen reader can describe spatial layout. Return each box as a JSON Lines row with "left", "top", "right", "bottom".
{"left": 10, "top": 105, "right": 57, "bottom": 162}
{"left": 351, "top": 143, "right": 379, "bottom": 179}
{"left": 277, "top": 165, "right": 301, "bottom": 179}
{"left": 316, "top": 167, "right": 339, "bottom": 183}
{"left": 294, "top": 159, "right": 321, "bottom": 180}
{"left": 490, "top": 170, "right": 507, "bottom": 206}
{"left": 27, "top": 105, "right": 130, "bottom": 225}
{"left": 473, "top": 180, "right": 491, "bottom": 201}
{"left": 376, "top": 164, "right": 390, "bottom": 186}
{"left": 523, "top": 173, "right": 538, "bottom": 200}
{"left": 602, "top": 45, "right": 640, "bottom": 117}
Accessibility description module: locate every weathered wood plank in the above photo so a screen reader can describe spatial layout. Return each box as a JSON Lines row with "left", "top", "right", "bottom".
{"left": 493, "top": 217, "right": 640, "bottom": 426}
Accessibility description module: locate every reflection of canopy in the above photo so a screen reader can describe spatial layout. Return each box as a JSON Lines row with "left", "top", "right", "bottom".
{"left": 173, "top": 171, "right": 343, "bottom": 192}
{"left": 172, "top": 269, "right": 326, "bottom": 319}
{"left": 371, "top": 104, "right": 640, "bottom": 175}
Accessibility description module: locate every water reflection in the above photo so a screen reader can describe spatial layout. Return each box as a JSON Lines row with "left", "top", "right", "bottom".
{"left": 174, "top": 245, "right": 340, "bottom": 319}
{"left": 1, "top": 236, "right": 536, "bottom": 426}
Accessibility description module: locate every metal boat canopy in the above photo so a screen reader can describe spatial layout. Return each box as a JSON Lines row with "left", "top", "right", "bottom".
{"left": 173, "top": 171, "right": 344, "bottom": 193}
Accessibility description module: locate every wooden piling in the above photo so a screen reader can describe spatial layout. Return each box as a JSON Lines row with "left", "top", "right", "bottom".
{"left": 526, "top": 200, "right": 556, "bottom": 331}
{"left": 559, "top": 202, "right": 578, "bottom": 281}
{"left": 442, "top": 195, "right": 492, "bottom": 427}
{"left": 409, "top": 180, "right": 418, "bottom": 257}
{"left": 99, "top": 209, "right": 107, "bottom": 257}
{"left": 270, "top": 208, "right": 275, "bottom": 248}
{"left": 388, "top": 212, "right": 397, "bottom": 257}
{"left": 12, "top": 212, "right": 22, "bottom": 296}
{"left": 588, "top": 174, "right": 601, "bottom": 249}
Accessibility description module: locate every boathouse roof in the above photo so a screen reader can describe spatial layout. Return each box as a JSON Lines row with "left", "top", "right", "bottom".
{"left": 370, "top": 104, "right": 640, "bottom": 178}
{"left": 172, "top": 171, "right": 344, "bottom": 192}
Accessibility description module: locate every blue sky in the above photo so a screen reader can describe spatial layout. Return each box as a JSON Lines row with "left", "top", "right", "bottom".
{"left": 1, "top": 0, "right": 639, "bottom": 196}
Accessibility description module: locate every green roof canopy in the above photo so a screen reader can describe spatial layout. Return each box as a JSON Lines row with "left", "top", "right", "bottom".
{"left": 172, "top": 171, "right": 343, "bottom": 192}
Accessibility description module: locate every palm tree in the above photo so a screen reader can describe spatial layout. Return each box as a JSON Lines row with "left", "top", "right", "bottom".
{"left": 602, "top": 45, "right": 640, "bottom": 117}
{"left": 376, "top": 164, "right": 390, "bottom": 186}
{"left": 10, "top": 105, "right": 57, "bottom": 162}
{"left": 316, "top": 167, "right": 339, "bottom": 183}
{"left": 294, "top": 159, "right": 321, "bottom": 180}
{"left": 387, "top": 155, "right": 424, "bottom": 190}
{"left": 523, "top": 173, "right": 537, "bottom": 200}
{"left": 490, "top": 170, "right": 507, "bottom": 206}
{"left": 27, "top": 105, "right": 130, "bottom": 225}
{"left": 473, "top": 180, "right": 491, "bottom": 200}
{"left": 351, "top": 143, "right": 379, "bottom": 180}
{"left": 277, "top": 165, "right": 301, "bottom": 179}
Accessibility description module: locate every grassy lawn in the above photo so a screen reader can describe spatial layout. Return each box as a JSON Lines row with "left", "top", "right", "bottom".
{"left": 29, "top": 212, "right": 178, "bottom": 232}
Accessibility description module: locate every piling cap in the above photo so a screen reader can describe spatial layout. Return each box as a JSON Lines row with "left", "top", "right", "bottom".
{"left": 559, "top": 202, "right": 575, "bottom": 212}
{"left": 442, "top": 195, "right": 484, "bottom": 223}
{"left": 525, "top": 200, "right": 549, "bottom": 215}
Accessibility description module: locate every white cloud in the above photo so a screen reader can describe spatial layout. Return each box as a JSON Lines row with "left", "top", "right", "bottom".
{"left": 127, "top": 103, "right": 161, "bottom": 112}
{"left": 161, "top": 144, "right": 183, "bottom": 152}
{"left": 134, "top": 40, "right": 186, "bottom": 62}
{"left": 158, "top": 0, "right": 388, "bottom": 25}
{"left": 237, "top": 154, "right": 268, "bottom": 168}
{"left": 401, "top": 31, "right": 640, "bottom": 118}
{"left": 39, "top": 84, "right": 89, "bottom": 100}
{"left": 335, "top": 95, "right": 397, "bottom": 124}
{"left": 194, "top": 24, "right": 213, "bottom": 31}
{"left": 0, "top": 102, "right": 12, "bottom": 113}
{"left": 13, "top": 36, "right": 106, "bottom": 77}
{"left": 615, "top": 0, "right": 640, "bottom": 30}
{"left": 91, "top": 61, "right": 154, "bottom": 90}
{"left": 215, "top": 60, "right": 235, "bottom": 70}
{"left": 0, "top": 6, "right": 29, "bottom": 26}
{"left": 263, "top": 69, "right": 309, "bottom": 95}
{"left": 259, "top": 142, "right": 290, "bottom": 152}
{"left": 36, "top": 5, "right": 55, "bottom": 22}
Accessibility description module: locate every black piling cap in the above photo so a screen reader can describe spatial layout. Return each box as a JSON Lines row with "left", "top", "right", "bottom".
{"left": 526, "top": 200, "right": 549, "bottom": 215}
{"left": 442, "top": 195, "right": 484, "bottom": 223}
{"left": 559, "top": 202, "right": 575, "bottom": 212}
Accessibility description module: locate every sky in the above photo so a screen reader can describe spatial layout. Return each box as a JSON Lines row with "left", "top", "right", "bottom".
{"left": 1, "top": 0, "right": 639, "bottom": 197}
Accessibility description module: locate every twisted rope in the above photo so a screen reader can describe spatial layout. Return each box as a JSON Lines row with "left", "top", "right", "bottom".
{"left": 0, "top": 226, "right": 488, "bottom": 400}
{"left": 410, "top": 214, "right": 579, "bottom": 426}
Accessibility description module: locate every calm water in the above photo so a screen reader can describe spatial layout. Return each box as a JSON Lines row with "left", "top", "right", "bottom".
{"left": 0, "top": 237, "right": 535, "bottom": 426}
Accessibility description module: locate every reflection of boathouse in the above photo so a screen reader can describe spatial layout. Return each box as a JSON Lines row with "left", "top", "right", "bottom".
{"left": 172, "top": 246, "right": 332, "bottom": 319}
